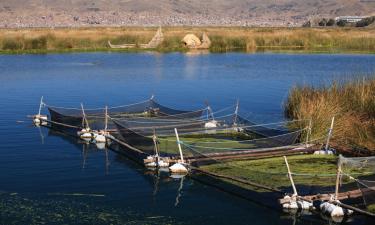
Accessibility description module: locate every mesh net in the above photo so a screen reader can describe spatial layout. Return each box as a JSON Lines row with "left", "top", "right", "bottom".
{"left": 339, "top": 155, "right": 375, "bottom": 212}
{"left": 112, "top": 115, "right": 311, "bottom": 159}
{"left": 46, "top": 98, "right": 208, "bottom": 132}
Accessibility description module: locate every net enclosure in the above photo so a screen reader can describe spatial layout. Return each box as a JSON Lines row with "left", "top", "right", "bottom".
{"left": 46, "top": 98, "right": 209, "bottom": 133}
{"left": 112, "top": 109, "right": 310, "bottom": 159}
{"left": 338, "top": 155, "right": 375, "bottom": 213}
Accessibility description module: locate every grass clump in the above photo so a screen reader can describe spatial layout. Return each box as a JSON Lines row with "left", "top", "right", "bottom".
{"left": 284, "top": 76, "right": 375, "bottom": 151}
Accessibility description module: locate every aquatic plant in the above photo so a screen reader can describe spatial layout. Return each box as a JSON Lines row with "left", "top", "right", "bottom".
{"left": 0, "top": 27, "right": 374, "bottom": 53}
{"left": 284, "top": 75, "right": 375, "bottom": 152}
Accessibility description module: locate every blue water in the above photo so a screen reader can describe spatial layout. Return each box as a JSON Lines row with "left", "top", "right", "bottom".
{"left": 0, "top": 53, "right": 375, "bottom": 224}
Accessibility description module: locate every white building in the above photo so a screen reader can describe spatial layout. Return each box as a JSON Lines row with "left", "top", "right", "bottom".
{"left": 335, "top": 16, "right": 367, "bottom": 23}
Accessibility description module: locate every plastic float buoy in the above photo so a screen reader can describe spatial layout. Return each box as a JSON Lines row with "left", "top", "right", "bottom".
{"left": 94, "top": 133, "right": 106, "bottom": 143}
{"left": 204, "top": 120, "right": 217, "bottom": 128}
{"left": 169, "top": 162, "right": 188, "bottom": 174}
{"left": 313, "top": 149, "right": 334, "bottom": 155}
{"left": 320, "top": 201, "right": 353, "bottom": 218}
{"left": 145, "top": 155, "right": 169, "bottom": 168}
{"left": 78, "top": 128, "right": 93, "bottom": 139}
{"left": 95, "top": 142, "right": 106, "bottom": 149}
{"left": 158, "top": 160, "right": 169, "bottom": 168}
{"left": 282, "top": 195, "right": 313, "bottom": 210}
{"left": 33, "top": 115, "right": 48, "bottom": 125}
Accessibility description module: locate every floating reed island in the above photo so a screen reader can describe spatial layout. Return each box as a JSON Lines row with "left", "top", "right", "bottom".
{"left": 30, "top": 93, "right": 375, "bottom": 220}
{"left": 2, "top": 26, "right": 375, "bottom": 53}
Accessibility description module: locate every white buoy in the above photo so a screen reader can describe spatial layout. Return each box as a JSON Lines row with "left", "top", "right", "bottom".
{"left": 33, "top": 97, "right": 48, "bottom": 125}
{"left": 169, "top": 128, "right": 189, "bottom": 174}
{"left": 314, "top": 149, "right": 334, "bottom": 155}
{"left": 158, "top": 160, "right": 169, "bottom": 168}
{"left": 320, "top": 201, "right": 352, "bottom": 217}
{"left": 169, "top": 163, "right": 188, "bottom": 173}
{"left": 78, "top": 128, "right": 93, "bottom": 139}
{"left": 204, "top": 120, "right": 217, "bottom": 128}
{"left": 94, "top": 134, "right": 106, "bottom": 143}
{"left": 282, "top": 156, "right": 313, "bottom": 210}
{"left": 96, "top": 142, "right": 106, "bottom": 150}
{"left": 282, "top": 195, "right": 313, "bottom": 210}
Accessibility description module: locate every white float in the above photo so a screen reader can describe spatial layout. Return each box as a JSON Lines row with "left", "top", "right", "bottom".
{"left": 94, "top": 133, "right": 106, "bottom": 143}
{"left": 282, "top": 157, "right": 313, "bottom": 210}
{"left": 145, "top": 155, "right": 169, "bottom": 168}
{"left": 282, "top": 195, "right": 313, "bottom": 210}
{"left": 169, "top": 128, "right": 189, "bottom": 174}
{"left": 204, "top": 120, "right": 217, "bottom": 128}
{"left": 33, "top": 97, "right": 48, "bottom": 125}
{"left": 314, "top": 150, "right": 334, "bottom": 155}
{"left": 320, "top": 201, "right": 353, "bottom": 218}
{"left": 96, "top": 142, "right": 106, "bottom": 150}
{"left": 78, "top": 128, "right": 93, "bottom": 139}
{"left": 315, "top": 117, "right": 335, "bottom": 155}
{"left": 33, "top": 115, "right": 48, "bottom": 124}
{"left": 169, "top": 162, "right": 188, "bottom": 173}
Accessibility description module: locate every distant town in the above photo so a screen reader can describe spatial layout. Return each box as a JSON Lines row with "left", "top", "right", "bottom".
{"left": 1, "top": 10, "right": 374, "bottom": 28}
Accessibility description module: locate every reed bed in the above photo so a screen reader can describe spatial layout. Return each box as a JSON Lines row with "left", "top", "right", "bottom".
{"left": 0, "top": 27, "right": 374, "bottom": 53}
{"left": 284, "top": 76, "right": 375, "bottom": 152}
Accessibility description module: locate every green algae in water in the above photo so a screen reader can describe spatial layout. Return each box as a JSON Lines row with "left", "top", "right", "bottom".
{"left": 0, "top": 193, "right": 180, "bottom": 225}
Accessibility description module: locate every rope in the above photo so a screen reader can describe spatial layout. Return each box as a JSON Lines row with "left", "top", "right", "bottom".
{"left": 179, "top": 128, "right": 307, "bottom": 145}
{"left": 43, "top": 99, "right": 151, "bottom": 111}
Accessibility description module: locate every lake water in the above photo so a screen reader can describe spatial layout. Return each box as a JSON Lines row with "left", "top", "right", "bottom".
{"left": 1, "top": 52, "right": 375, "bottom": 224}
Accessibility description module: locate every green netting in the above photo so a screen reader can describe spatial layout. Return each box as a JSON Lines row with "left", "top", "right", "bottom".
{"left": 338, "top": 155, "right": 375, "bottom": 212}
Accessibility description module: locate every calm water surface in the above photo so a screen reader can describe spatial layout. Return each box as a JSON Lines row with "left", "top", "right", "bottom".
{"left": 1, "top": 53, "right": 375, "bottom": 224}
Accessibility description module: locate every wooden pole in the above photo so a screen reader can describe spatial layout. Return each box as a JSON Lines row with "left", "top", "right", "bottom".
{"left": 233, "top": 99, "right": 239, "bottom": 125}
{"left": 104, "top": 106, "right": 108, "bottom": 132}
{"left": 334, "top": 162, "right": 342, "bottom": 201}
{"left": 334, "top": 201, "right": 375, "bottom": 217}
{"left": 325, "top": 116, "right": 335, "bottom": 151}
{"left": 174, "top": 128, "right": 184, "bottom": 163}
{"left": 284, "top": 156, "right": 298, "bottom": 196}
{"left": 81, "top": 103, "right": 89, "bottom": 129}
{"left": 305, "top": 119, "right": 312, "bottom": 146}
{"left": 38, "top": 96, "right": 44, "bottom": 116}
{"left": 152, "top": 129, "right": 159, "bottom": 156}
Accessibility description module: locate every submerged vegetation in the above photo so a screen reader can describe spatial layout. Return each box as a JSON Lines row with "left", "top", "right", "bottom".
{"left": 201, "top": 154, "right": 340, "bottom": 191}
{"left": 0, "top": 27, "right": 374, "bottom": 53}
{"left": 285, "top": 75, "right": 375, "bottom": 152}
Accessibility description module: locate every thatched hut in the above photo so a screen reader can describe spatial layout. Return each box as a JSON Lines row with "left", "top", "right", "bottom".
{"left": 182, "top": 33, "right": 211, "bottom": 49}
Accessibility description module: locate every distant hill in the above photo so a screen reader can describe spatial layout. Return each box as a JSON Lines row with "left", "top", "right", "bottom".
{"left": 0, "top": 0, "right": 374, "bottom": 27}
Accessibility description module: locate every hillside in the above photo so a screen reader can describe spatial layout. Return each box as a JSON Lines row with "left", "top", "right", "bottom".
{"left": 0, "top": 0, "right": 374, "bottom": 27}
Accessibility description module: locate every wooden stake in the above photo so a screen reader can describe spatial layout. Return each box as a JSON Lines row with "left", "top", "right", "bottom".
{"left": 335, "top": 162, "right": 342, "bottom": 201}
{"left": 104, "top": 106, "right": 108, "bottom": 132}
{"left": 284, "top": 156, "right": 298, "bottom": 196}
{"left": 305, "top": 119, "right": 312, "bottom": 146}
{"left": 81, "top": 103, "right": 90, "bottom": 129}
{"left": 174, "top": 128, "right": 184, "bottom": 163}
{"left": 325, "top": 116, "right": 335, "bottom": 151}
{"left": 233, "top": 99, "right": 239, "bottom": 125}
{"left": 38, "top": 96, "right": 44, "bottom": 116}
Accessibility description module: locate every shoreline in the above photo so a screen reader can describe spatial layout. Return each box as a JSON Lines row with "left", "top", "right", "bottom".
{"left": 1, "top": 27, "right": 374, "bottom": 54}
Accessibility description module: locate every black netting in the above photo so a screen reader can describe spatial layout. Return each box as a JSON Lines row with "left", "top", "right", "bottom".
{"left": 46, "top": 99, "right": 208, "bottom": 132}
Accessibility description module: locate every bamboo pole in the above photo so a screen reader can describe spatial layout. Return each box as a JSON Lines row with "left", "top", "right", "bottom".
{"left": 305, "top": 119, "right": 312, "bottom": 146}
{"left": 174, "top": 128, "right": 184, "bottom": 163}
{"left": 233, "top": 99, "right": 239, "bottom": 125}
{"left": 104, "top": 106, "right": 108, "bottom": 132}
{"left": 334, "top": 162, "right": 342, "bottom": 201}
{"left": 325, "top": 116, "right": 335, "bottom": 151}
{"left": 81, "top": 103, "right": 89, "bottom": 129}
{"left": 38, "top": 96, "right": 44, "bottom": 116}
{"left": 284, "top": 156, "right": 298, "bottom": 196}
